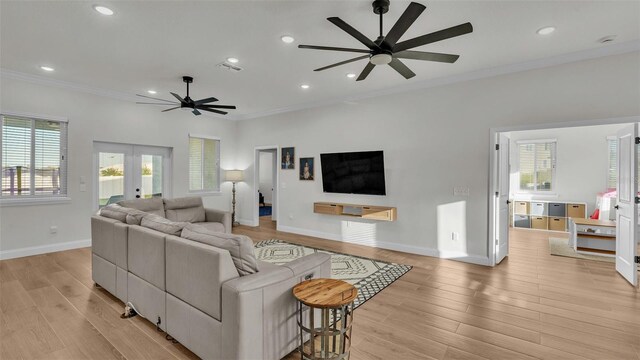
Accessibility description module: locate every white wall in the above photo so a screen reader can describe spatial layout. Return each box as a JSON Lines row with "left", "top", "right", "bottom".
{"left": 234, "top": 52, "right": 640, "bottom": 263}
{"left": 507, "top": 124, "right": 625, "bottom": 213}
{"left": 258, "top": 151, "right": 274, "bottom": 204}
{"left": 0, "top": 77, "right": 237, "bottom": 258}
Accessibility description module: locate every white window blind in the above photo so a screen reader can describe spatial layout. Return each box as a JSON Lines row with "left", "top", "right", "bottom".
{"left": 1, "top": 115, "right": 68, "bottom": 198}
{"left": 607, "top": 138, "right": 617, "bottom": 190}
{"left": 518, "top": 141, "right": 556, "bottom": 192}
{"left": 188, "top": 136, "right": 220, "bottom": 192}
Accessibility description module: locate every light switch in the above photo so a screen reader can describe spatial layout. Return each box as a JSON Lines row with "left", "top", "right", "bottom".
{"left": 80, "top": 184, "right": 87, "bottom": 192}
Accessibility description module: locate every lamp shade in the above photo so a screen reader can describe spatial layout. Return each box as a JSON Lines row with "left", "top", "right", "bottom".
{"left": 225, "top": 169, "right": 244, "bottom": 182}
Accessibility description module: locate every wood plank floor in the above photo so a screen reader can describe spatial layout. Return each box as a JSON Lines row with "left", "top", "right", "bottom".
{"left": 1, "top": 218, "right": 638, "bottom": 360}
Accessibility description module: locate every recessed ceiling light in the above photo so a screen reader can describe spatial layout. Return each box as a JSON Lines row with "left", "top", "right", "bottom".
{"left": 40, "top": 66, "right": 54, "bottom": 72}
{"left": 147, "top": 90, "right": 157, "bottom": 94}
{"left": 93, "top": 5, "right": 114, "bottom": 16}
{"left": 226, "top": 57, "right": 239, "bottom": 64}
{"left": 536, "top": 26, "right": 555, "bottom": 35}
{"left": 346, "top": 73, "right": 356, "bottom": 79}
{"left": 281, "top": 35, "right": 295, "bottom": 44}
{"left": 300, "top": 84, "right": 310, "bottom": 89}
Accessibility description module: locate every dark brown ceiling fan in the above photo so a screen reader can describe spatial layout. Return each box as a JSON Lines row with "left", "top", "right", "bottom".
{"left": 299, "top": 0, "right": 473, "bottom": 81}
{"left": 136, "top": 76, "right": 237, "bottom": 116}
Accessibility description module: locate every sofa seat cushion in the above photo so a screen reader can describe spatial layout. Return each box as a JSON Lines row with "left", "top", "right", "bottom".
{"left": 100, "top": 204, "right": 146, "bottom": 223}
{"left": 193, "top": 222, "right": 225, "bottom": 234}
{"left": 141, "top": 214, "right": 188, "bottom": 236}
{"left": 164, "top": 197, "right": 206, "bottom": 223}
{"left": 181, "top": 224, "right": 259, "bottom": 276}
{"left": 118, "top": 198, "right": 165, "bottom": 217}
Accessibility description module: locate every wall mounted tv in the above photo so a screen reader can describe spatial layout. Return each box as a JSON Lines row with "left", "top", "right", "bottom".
{"left": 320, "top": 151, "right": 386, "bottom": 195}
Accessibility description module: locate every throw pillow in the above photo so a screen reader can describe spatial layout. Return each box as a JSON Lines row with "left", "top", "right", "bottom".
{"left": 141, "top": 214, "right": 188, "bottom": 236}
{"left": 181, "top": 224, "right": 258, "bottom": 276}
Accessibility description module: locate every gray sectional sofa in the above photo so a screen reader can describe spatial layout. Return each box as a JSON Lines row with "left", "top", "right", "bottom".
{"left": 91, "top": 197, "right": 331, "bottom": 360}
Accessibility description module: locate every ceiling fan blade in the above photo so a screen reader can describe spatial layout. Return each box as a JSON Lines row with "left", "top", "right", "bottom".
{"left": 136, "top": 102, "right": 180, "bottom": 105}
{"left": 192, "top": 109, "right": 201, "bottom": 116}
{"left": 198, "top": 104, "right": 237, "bottom": 110}
{"left": 382, "top": 2, "right": 426, "bottom": 49}
{"left": 198, "top": 108, "right": 228, "bottom": 115}
{"left": 194, "top": 97, "right": 219, "bottom": 105}
{"left": 136, "top": 94, "right": 177, "bottom": 103}
{"left": 388, "top": 58, "right": 416, "bottom": 79}
{"left": 314, "top": 55, "right": 369, "bottom": 71}
{"left": 393, "top": 22, "right": 473, "bottom": 52}
{"left": 394, "top": 50, "right": 460, "bottom": 63}
{"left": 327, "top": 17, "right": 379, "bottom": 49}
{"left": 298, "top": 44, "right": 370, "bottom": 54}
{"left": 356, "top": 62, "right": 376, "bottom": 81}
{"left": 170, "top": 92, "right": 186, "bottom": 103}
{"left": 161, "top": 106, "right": 181, "bottom": 112}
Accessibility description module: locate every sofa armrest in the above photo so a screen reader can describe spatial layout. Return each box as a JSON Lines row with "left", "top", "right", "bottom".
{"left": 204, "top": 208, "right": 232, "bottom": 233}
{"left": 282, "top": 252, "right": 332, "bottom": 282}
{"left": 221, "top": 254, "right": 330, "bottom": 360}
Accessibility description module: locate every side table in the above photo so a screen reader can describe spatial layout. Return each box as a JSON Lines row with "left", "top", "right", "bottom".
{"left": 293, "top": 278, "right": 357, "bottom": 360}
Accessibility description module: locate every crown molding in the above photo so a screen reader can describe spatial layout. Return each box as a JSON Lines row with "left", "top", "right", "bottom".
{"left": 233, "top": 39, "right": 640, "bottom": 120}
{"left": 0, "top": 69, "right": 235, "bottom": 121}
{"left": 2, "top": 39, "right": 639, "bottom": 122}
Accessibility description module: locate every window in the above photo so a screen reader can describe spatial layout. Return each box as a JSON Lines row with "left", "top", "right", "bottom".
{"left": 1, "top": 114, "right": 68, "bottom": 199}
{"left": 607, "top": 137, "right": 616, "bottom": 190}
{"left": 517, "top": 140, "right": 556, "bottom": 192}
{"left": 188, "top": 135, "right": 220, "bottom": 192}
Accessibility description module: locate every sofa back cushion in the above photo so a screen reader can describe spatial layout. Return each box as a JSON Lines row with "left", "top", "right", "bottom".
{"left": 164, "top": 197, "right": 206, "bottom": 223}
{"left": 141, "top": 214, "right": 188, "bottom": 236}
{"left": 118, "top": 198, "right": 165, "bottom": 217}
{"left": 99, "top": 204, "right": 145, "bottom": 223}
{"left": 181, "top": 224, "right": 258, "bottom": 276}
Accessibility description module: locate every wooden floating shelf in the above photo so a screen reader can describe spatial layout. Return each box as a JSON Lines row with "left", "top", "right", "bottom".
{"left": 313, "top": 202, "right": 397, "bottom": 222}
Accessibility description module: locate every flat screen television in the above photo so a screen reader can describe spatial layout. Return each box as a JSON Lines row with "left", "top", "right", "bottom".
{"left": 320, "top": 151, "right": 386, "bottom": 195}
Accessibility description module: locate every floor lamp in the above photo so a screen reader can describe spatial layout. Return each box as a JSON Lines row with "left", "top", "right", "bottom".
{"left": 225, "top": 170, "right": 244, "bottom": 227}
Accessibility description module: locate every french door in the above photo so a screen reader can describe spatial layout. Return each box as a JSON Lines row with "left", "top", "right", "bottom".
{"left": 94, "top": 142, "right": 172, "bottom": 209}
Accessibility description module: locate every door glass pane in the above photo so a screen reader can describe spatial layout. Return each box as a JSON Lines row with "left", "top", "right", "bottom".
{"left": 140, "top": 154, "right": 163, "bottom": 199}
{"left": 99, "top": 152, "right": 124, "bottom": 208}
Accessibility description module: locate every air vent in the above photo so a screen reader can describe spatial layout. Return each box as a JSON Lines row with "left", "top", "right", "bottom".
{"left": 217, "top": 62, "right": 243, "bottom": 72}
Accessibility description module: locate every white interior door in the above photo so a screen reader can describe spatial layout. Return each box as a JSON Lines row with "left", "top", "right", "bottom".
{"left": 94, "top": 142, "right": 172, "bottom": 209}
{"left": 495, "top": 134, "right": 510, "bottom": 264}
{"left": 615, "top": 124, "right": 638, "bottom": 286}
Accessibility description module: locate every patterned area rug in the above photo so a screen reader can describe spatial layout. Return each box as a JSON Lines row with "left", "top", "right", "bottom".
{"left": 254, "top": 239, "right": 412, "bottom": 309}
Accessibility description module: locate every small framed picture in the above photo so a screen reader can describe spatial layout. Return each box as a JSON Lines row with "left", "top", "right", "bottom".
{"left": 281, "top": 147, "right": 295, "bottom": 169}
{"left": 299, "top": 157, "right": 314, "bottom": 181}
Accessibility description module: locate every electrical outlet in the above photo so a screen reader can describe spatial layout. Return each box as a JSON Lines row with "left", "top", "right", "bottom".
{"left": 289, "top": 213, "right": 294, "bottom": 220}
{"left": 281, "top": 182, "right": 287, "bottom": 189}
{"left": 454, "top": 186, "right": 470, "bottom": 196}
{"left": 50, "top": 226, "right": 58, "bottom": 235}
{"left": 451, "top": 232, "right": 459, "bottom": 241}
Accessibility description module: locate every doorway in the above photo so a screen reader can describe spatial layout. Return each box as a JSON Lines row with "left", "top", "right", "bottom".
{"left": 93, "top": 142, "right": 172, "bottom": 210}
{"left": 253, "top": 146, "right": 278, "bottom": 226}
{"left": 489, "top": 117, "right": 639, "bottom": 286}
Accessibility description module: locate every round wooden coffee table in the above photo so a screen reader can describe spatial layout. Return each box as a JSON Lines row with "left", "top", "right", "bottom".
{"left": 293, "top": 279, "right": 357, "bottom": 360}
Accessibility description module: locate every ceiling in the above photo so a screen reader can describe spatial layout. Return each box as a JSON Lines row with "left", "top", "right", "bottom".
{"left": 1, "top": 1, "right": 639, "bottom": 119}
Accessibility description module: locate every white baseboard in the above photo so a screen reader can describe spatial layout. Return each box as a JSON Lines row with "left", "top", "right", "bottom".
{"left": 237, "top": 218, "right": 255, "bottom": 226}
{"left": 0, "top": 239, "right": 91, "bottom": 260}
{"left": 276, "top": 225, "right": 490, "bottom": 266}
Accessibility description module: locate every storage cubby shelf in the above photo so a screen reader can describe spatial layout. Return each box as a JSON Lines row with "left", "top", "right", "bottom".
{"left": 512, "top": 200, "right": 587, "bottom": 232}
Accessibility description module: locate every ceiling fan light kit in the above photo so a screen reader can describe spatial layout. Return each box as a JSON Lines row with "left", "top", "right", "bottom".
{"left": 136, "top": 76, "right": 237, "bottom": 116}
{"left": 298, "top": 0, "right": 473, "bottom": 81}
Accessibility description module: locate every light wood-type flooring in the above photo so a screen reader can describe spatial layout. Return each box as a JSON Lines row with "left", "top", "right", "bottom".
{"left": 1, "top": 218, "right": 638, "bottom": 360}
